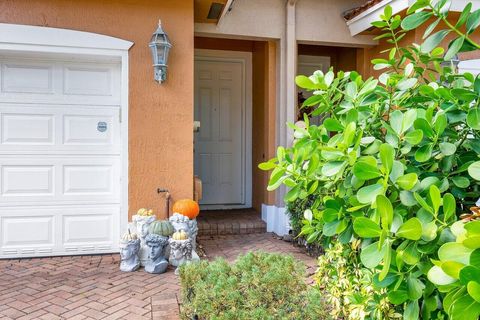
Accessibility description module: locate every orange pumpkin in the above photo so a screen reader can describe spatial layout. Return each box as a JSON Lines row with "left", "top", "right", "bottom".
{"left": 173, "top": 199, "right": 200, "bottom": 219}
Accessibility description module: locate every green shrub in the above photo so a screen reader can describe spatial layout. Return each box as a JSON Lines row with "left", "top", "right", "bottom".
{"left": 259, "top": 1, "right": 480, "bottom": 318}
{"left": 287, "top": 195, "right": 315, "bottom": 234}
{"left": 316, "top": 240, "right": 402, "bottom": 320}
{"left": 179, "top": 252, "right": 327, "bottom": 320}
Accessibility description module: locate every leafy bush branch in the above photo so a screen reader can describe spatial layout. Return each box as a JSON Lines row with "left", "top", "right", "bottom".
{"left": 260, "top": 1, "right": 480, "bottom": 319}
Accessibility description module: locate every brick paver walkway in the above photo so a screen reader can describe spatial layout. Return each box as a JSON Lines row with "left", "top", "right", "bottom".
{"left": 0, "top": 233, "right": 316, "bottom": 319}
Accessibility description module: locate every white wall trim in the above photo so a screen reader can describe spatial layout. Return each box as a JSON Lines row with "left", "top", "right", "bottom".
{"left": 346, "top": 0, "right": 480, "bottom": 36}
{"left": 261, "top": 204, "right": 290, "bottom": 236}
{"left": 194, "top": 49, "right": 253, "bottom": 210}
{"left": 0, "top": 23, "right": 133, "bottom": 51}
{"left": 0, "top": 23, "right": 134, "bottom": 253}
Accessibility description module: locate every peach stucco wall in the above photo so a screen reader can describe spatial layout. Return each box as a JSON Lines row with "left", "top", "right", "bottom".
{"left": 0, "top": 0, "right": 194, "bottom": 219}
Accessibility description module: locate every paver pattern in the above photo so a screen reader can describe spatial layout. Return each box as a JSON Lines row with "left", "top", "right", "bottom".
{"left": 0, "top": 233, "right": 316, "bottom": 319}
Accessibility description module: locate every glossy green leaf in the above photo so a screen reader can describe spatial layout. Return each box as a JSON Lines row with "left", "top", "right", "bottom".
{"left": 357, "top": 184, "right": 384, "bottom": 204}
{"left": 414, "top": 118, "right": 434, "bottom": 138}
{"left": 353, "top": 161, "right": 382, "bottom": 180}
{"left": 388, "top": 290, "right": 409, "bottom": 305}
{"left": 397, "top": 78, "right": 418, "bottom": 91}
{"left": 460, "top": 266, "right": 480, "bottom": 285}
{"left": 468, "top": 161, "right": 480, "bottom": 181}
{"left": 467, "top": 9, "right": 480, "bottom": 34}
{"left": 390, "top": 110, "right": 403, "bottom": 135}
{"left": 452, "top": 176, "right": 470, "bottom": 188}
{"left": 464, "top": 236, "right": 480, "bottom": 249}
{"left": 428, "top": 265, "right": 457, "bottom": 285}
{"left": 404, "top": 300, "right": 419, "bottom": 320}
{"left": 323, "top": 118, "right": 344, "bottom": 131}
{"left": 404, "top": 129, "right": 424, "bottom": 145}
{"left": 465, "top": 221, "right": 480, "bottom": 236}
{"left": 295, "top": 75, "right": 316, "bottom": 90}
{"left": 445, "top": 36, "right": 465, "bottom": 61}
{"left": 449, "top": 294, "right": 480, "bottom": 320}
{"left": 422, "top": 221, "right": 438, "bottom": 242}
{"left": 258, "top": 161, "right": 276, "bottom": 171}
{"left": 396, "top": 173, "right": 418, "bottom": 190}
{"left": 396, "top": 218, "right": 423, "bottom": 240}
{"left": 429, "top": 185, "right": 441, "bottom": 215}
{"left": 467, "top": 108, "right": 480, "bottom": 130}
{"left": 439, "top": 242, "right": 474, "bottom": 264}
{"left": 353, "top": 217, "right": 382, "bottom": 238}
{"left": 415, "top": 143, "right": 433, "bottom": 162}
{"left": 402, "top": 11, "right": 432, "bottom": 30}
{"left": 407, "top": 276, "right": 425, "bottom": 300}
{"left": 456, "top": 2, "right": 472, "bottom": 28}
{"left": 321, "top": 161, "right": 344, "bottom": 177}
{"left": 439, "top": 142, "right": 457, "bottom": 156}
{"left": 414, "top": 192, "right": 433, "bottom": 214}
{"left": 443, "top": 193, "right": 456, "bottom": 222}
{"left": 379, "top": 143, "right": 394, "bottom": 174}
{"left": 379, "top": 243, "right": 392, "bottom": 281}
{"left": 468, "top": 281, "right": 480, "bottom": 303}
{"left": 360, "top": 241, "right": 386, "bottom": 268}
{"left": 421, "top": 30, "right": 450, "bottom": 53}
{"left": 377, "top": 195, "right": 393, "bottom": 230}
{"left": 441, "top": 261, "right": 465, "bottom": 279}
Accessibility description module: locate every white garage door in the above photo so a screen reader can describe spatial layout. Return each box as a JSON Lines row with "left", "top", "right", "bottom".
{"left": 0, "top": 56, "right": 123, "bottom": 258}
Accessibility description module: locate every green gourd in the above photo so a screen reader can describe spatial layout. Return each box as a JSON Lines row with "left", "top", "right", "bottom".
{"left": 149, "top": 220, "right": 175, "bottom": 237}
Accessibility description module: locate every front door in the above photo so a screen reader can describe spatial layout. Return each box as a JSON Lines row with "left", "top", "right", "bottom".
{"left": 194, "top": 52, "right": 251, "bottom": 208}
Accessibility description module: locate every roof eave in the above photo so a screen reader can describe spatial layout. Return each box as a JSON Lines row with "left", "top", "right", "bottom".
{"left": 346, "top": 0, "right": 480, "bottom": 36}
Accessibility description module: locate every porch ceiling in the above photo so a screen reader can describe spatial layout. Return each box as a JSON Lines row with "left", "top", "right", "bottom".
{"left": 194, "top": 0, "right": 228, "bottom": 23}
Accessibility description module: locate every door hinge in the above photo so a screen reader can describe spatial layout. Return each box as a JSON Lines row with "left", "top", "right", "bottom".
{"left": 119, "top": 109, "right": 122, "bottom": 123}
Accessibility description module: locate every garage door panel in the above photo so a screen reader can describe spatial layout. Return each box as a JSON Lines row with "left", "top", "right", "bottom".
{"left": 0, "top": 60, "right": 120, "bottom": 105}
{"left": 2, "top": 215, "right": 55, "bottom": 247}
{"left": 64, "top": 66, "right": 113, "bottom": 96}
{"left": 2, "top": 165, "right": 54, "bottom": 196}
{"left": 0, "top": 157, "right": 120, "bottom": 204}
{"left": 63, "top": 214, "right": 113, "bottom": 245}
{"left": 0, "top": 104, "right": 120, "bottom": 153}
{"left": 63, "top": 114, "right": 114, "bottom": 145}
{"left": 2, "top": 63, "right": 54, "bottom": 94}
{"left": 63, "top": 165, "right": 114, "bottom": 195}
{"left": 0, "top": 206, "right": 119, "bottom": 258}
{"left": 2, "top": 113, "right": 54, "bottom": 144}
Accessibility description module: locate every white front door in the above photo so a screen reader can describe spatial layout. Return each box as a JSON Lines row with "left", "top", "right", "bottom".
{"left": 0, "top": 56, "right": 123, "bottom": 258}
{"left": 194, "top": 51, "right": 251, "bottom": 208}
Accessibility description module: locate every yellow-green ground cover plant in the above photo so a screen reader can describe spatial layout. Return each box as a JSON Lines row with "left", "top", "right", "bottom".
{"left": 260, "top": 0, "right": 480, "bottom": 319}
{"left": 178, "top": 252, "right": 327, "bottom": 320}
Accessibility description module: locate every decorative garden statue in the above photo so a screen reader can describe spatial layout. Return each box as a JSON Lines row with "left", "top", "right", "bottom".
{"left": 119, "top": 234, "right": 141, "bottom": 272}
{"left": 144, "top": 234, "right": 169, "bottom": 274}
{"left": 132, "top": 214, "right": 156, "bottom": 266}
{"left": 169, "top": 231, "right": 195, "bottom": 275}
{"left": 169, "top": 213, "right": 198, "bottom": 250}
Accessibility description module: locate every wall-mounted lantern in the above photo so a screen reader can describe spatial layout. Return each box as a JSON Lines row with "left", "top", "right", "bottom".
{"left": 149, "top": 20, "right": 172, "bottom": 83}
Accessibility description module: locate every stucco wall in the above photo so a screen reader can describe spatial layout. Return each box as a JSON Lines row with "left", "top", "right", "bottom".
{"left": 195, "top": 0, "right": 376, "bottom": 47}
{"left": 0, "top": 0, "right": 194, "bottom": 220}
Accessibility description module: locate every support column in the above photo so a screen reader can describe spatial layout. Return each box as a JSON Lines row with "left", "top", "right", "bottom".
{"left": 276, "top": 0, "right": 298, "bottom": 207}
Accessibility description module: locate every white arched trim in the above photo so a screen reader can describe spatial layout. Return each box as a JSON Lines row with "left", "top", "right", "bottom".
{"left": 0, "top": 23, "right": 133, "bottom": 51}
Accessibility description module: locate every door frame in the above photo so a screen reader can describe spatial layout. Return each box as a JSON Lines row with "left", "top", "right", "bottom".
{"left": 194, "top": 49, "right": 252, "bottom": 209}
{"left": 0, "top": 23, "right": 133, "bottom": 257}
